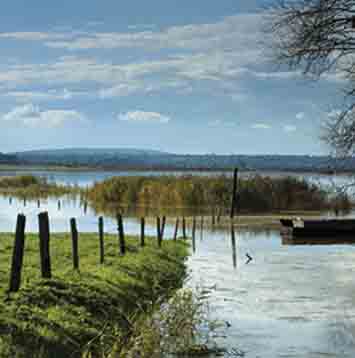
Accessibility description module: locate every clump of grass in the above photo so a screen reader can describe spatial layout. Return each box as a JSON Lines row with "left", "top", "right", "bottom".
{"left": 115, "top": 287, "right": 227, "bottom": 358}
{"left": 0, "top": 175, "right": 78, "bottom": 199}
{"left": 0, "top": 233, "right": 188, "bottom": 357}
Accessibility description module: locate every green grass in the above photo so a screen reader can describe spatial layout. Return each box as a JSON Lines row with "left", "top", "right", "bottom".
{"left": 0, "top": 233, "right": 188, "bottom": 357}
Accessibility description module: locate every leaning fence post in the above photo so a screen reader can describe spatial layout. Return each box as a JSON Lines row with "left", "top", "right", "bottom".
{"left": 38, "top": 212, "right": 52, "bottom": 279}
{"left": 173, "top": 218, "right": 179, "bottom": 241}
{"left": 117, "top": 214, "right": 126, "bottom": 255}
{"left": 70, "top": 218, "right": 79, "bottom": 270}
{"left": 99, "top": 216, "right": 104, "bottom": 264}
{"left": 140, "top": 217, "right": 145, "bottom": 247}
{"left": 9, "top": 214, "right": 26, "bottom": 292}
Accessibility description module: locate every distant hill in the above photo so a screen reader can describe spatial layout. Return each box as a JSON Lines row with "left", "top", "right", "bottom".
{"left": 0, "top": 152, "right": 17, "bottom": 164}
{"left": 6, "top": 147, "right": 355, "bottom": 172}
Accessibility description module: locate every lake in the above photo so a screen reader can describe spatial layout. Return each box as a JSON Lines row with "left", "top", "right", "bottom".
{"left": 1, "top": 170, "right": 355, "bottom": 357}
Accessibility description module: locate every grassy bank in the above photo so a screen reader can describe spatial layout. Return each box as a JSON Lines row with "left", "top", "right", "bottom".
{"left": 0, "top": 233, "right": 188, "bottom": 357}
{"left": 88, "top": 175, "right": 351, "bottom": 215}
{"left": 0, "top": 175, "right": 77, "bottom": 199}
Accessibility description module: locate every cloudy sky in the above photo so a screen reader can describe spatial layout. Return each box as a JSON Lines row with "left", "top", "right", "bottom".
{"left": 0, "top": 0, "right": 346, "bottom": 154}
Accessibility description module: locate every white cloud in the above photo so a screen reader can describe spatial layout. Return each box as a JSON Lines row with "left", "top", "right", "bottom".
{"left": 283, "top": 124, "right": 297, "bottom": 133}
{"left": 0, "top": 32, "right": 71, "bottom": 41}
{"left": 251, "top": 123, "right": 271, "bottom": 129}
{"left": 2, "top": 104, "right": 85, "bottom": 127}
{"left": 6, "top": 89, "right": 74, "bottom": 102}
{"left": 40, "top": 14, "right": 264, "bottom": 52}
{"left": 0, "top": 12, "right": 327, "bottom": 100}
{"left": 118, "top": 110, "right": 171, "bottom": 123}
{"left": 295, "top": 112, "right": 305, "bottom": 120}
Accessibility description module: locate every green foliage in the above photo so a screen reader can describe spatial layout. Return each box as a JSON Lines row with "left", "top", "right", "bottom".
{"left": 88, "top": 175, "right": 342, "bottom": 214}
{"left": 0, "top": 233, "right": 188, "bottom": 357}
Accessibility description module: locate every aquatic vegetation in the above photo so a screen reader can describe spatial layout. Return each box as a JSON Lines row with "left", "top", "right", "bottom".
{"left": 87, "top": 175, "right": 348, "bottom": 215}
{"left": 0, "top": 175, "right": 78, "bottom": 199}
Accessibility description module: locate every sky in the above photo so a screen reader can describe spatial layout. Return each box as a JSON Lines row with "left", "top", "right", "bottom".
{"left": 0, "top": 0, "right": 347, "bottom": 155}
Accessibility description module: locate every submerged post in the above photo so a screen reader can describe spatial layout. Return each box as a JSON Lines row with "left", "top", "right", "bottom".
{"left": 98, "top": 216, "right": 104, "bottom": 264}
{"left": 230, "top": 168, "right": 239, "bottom": 219}
{"left": 173, "top": 218, "right": 179, "bottom": 241}
{"left": 117, "top": 214, "right": 126, "bottom": 255}
{"left": 70, "top": 218, "right": 79, "bottom": 270}
{"left": 38, "top": 212, "right": 52, "bottom": 279}
{"left": 200, "top": 215, "right": 204, "bottom": 240}
{"left": 140, "top": 217, "right": 145, "bottom": 247}
{"left": 9, "top": 214, "right": 26, "bottom": 292}
{"left": 192, "top": 216, "right": 196, "bottom": 253}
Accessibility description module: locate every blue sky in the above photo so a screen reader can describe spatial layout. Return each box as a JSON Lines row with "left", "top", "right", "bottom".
{"left": 0, "top": 0, "right": 346, "bottom": 154}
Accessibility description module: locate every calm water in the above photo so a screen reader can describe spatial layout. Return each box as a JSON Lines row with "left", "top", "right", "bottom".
{"left": 1, "top": 170, "right": 355, "bottom": 357}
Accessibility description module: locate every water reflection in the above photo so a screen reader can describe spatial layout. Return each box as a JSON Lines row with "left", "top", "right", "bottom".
{"left": 1, "top": 194, "right": 355, "bottom": 356}
{"left": 282, "top": 234, "right": 355, "bottom": 246}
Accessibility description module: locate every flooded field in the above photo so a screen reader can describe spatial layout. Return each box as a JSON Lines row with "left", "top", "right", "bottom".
{"left": 1, "top": 191, "right": 355, "bottom": 357}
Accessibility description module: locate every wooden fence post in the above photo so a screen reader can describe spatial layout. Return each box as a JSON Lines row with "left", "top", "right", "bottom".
{"left": 99, "top": 216, "right": 104, "bottom": 264}
{"left": 38, "top": 212, "right": 52, "bottom": 279}
{"left": 140, "top": 217, "right": 145, "bottom": 247}
{"left": 161, "top": 216, "right": 166, "bottom": 241}
{"left": 231, "top": 168, "right": 238, "bottom": 219}
{"left": 117, "top": 214, "right": 126, "bottom": 255}
{"left": 70, "top": 218, "right": 79, "bottom": 270}
{"left": 157, "top": 217, "right": 162, "bottom": 247}
{"left": 173, "top": 218, "right": 179, "bottom": 241}
{"left": 182, "top": 217, "right": 187, "bottom": 239}
{"left": 37, "top": 199, "right": 41, "bottom": 209}
{"left": 192, "top": 216, "right": 196, "bottom": 253}
{"left": 9, "top": 214, "right": 26, "bottom": 292}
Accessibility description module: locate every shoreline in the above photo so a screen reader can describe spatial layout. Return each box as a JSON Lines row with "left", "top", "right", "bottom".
{"left": 0, "top": 163, "right": 353, "bottom": 175}
{"left": 0, "top": 233, "right": 189, "bottom": 357}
